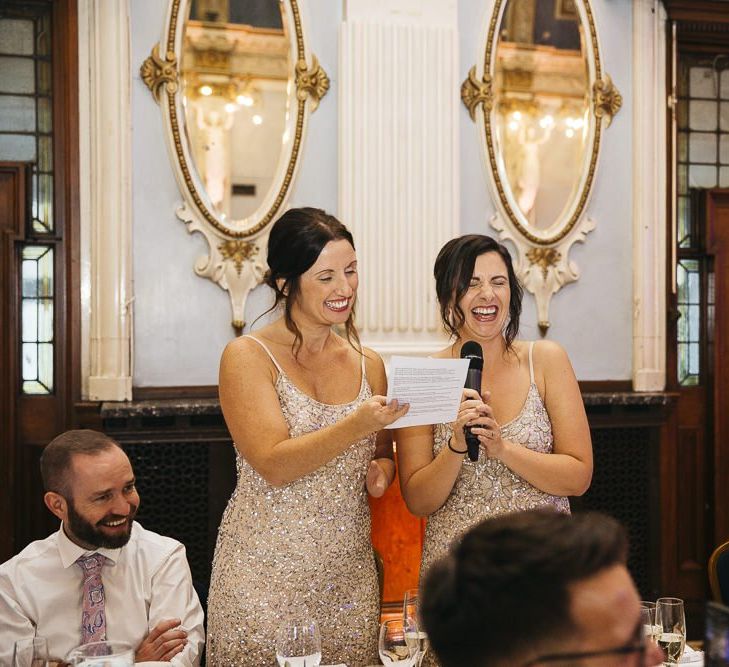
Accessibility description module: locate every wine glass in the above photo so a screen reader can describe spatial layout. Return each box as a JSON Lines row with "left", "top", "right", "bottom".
{"left": 379, "top": 618, "right": 419, "bottom": 667}
{"left": 13, "top": 638, "right": 49, "bottom": 667}
{"left": 275, "top": 619, "right": 322, "bottom": 667}
{"left": 655, "top": 597, "right": 686, "bottom": 665}
{"left": 641, "top": 601, "right": 659, "bottom": 641}
{"left": 403, "top": 588, "right": 429, "bottom": 666}
{"left": 64, "top": 641, "right": 134, "bottom": 666}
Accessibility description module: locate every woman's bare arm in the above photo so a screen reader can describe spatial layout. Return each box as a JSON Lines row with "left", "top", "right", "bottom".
{"left": 220, "top": 337, "right": 408, "bottom": 487}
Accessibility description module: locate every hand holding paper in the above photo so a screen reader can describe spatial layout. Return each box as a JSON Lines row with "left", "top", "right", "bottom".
{"left": 385, "top": 356, "right": 469, "bottom": 429}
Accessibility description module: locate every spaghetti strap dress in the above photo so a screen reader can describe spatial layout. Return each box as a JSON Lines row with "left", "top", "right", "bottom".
{"left": 207, "top": 336, "right": 380, "bottom": 666}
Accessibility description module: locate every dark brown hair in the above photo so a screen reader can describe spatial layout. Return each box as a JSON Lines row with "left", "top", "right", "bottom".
{"left": 420, "top": 509, "right": 628, "bottom": 667}
{"left": 40, "top": 429, "right": 122, "bottom": 497}
{"left": 262, "top": 207, "right": 361, "bottom": 356}
{"left": 433, "top": 234, "right": 523, "bottom": 349}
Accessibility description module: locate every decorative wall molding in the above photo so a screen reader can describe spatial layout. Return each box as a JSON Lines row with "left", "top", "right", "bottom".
{"left": 632, "top": 0, "right": 667, "bottom": 391}
{"left": 463, "top": 0, "right": 621, "bottom": 334}
{"left": 78, "top": 0, "right": 133, "bottom": 401}
{"left": 339, "top": 0, "right": 458, "bottom": 357}
{"left": 141, "top": 0, "right": 328, "bottom": 331}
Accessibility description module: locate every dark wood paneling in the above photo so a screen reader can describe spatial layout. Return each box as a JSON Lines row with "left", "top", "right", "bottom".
{"left": 578, "top": 380, "right": 633, "bottom": 392}
{"left": 705, "top": 191, "right": 729, "bottom": 543}
{"left": 55, "top": 0, "right": 82, "bottom": 431}
{"left": 665, "top": 0, "right": 729, "bottom": 23}
{"left": 0, "top": 164, "right": 28, "bottom": 561}
{"left": 134, "top": 385, "right": 219, "bottom": 400}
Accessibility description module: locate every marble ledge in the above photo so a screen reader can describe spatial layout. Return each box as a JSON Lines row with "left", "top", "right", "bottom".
{"left": 101, "top": 392, "right": 676, "bottom": 418}
{"left": 581, "top": 392, "right": 677, "bottom": 406}
{"left": 100, "top": 398, "right": 222, "bottom": 418}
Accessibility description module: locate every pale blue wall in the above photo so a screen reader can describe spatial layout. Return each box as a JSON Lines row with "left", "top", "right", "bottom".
{"left": 131, "top": 0, "right": 634, "bottom": 385}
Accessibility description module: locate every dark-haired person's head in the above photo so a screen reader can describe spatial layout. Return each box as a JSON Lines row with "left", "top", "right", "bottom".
{"left": 420, "top": 509, "right": 664, "bottom": 667}
{"left": 41, "top": 429, "right": 139, "bottom": 550}
{"left": 434, "top": 234, "right": 522, "bottom": 349}
{"left": 264, "top": 207, "right": 360, "bottom": 354}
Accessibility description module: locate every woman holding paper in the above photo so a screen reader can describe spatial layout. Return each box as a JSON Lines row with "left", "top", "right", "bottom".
{"left": 396, "top": 234, "right": 592, "bottom": 586}
{"left": 207, "top": 207, "right": 408, "bottom": 666}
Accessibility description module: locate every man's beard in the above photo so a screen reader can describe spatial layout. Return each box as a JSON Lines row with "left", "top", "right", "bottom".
{"left": 66, "top": 500, "right": 138, "bottom": 549}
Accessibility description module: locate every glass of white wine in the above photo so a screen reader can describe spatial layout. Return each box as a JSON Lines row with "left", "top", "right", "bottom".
{"left": 275, "top": 619, "right": 322, "bottom": 667}
{"left": 13, "top": 638, "right": 49, "bottom": 667}
{"left": 655, "top": 597, "right": 686, "bottom": 665}
{"left": 403, "top": 588, "right": 429, "bottom": 667}
{"left": 641, "top": 601, "right": 659, "bottom": 641}
{"left": 379, "top": 618, "right": 419, "bottom": 667}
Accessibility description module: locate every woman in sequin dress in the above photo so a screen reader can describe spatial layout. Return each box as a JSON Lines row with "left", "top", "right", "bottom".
{"left": 207, "top": 208, "right": 408, "bottom": 666}
{"left": 397, "top": 235, "right": 593, "bottom": 665}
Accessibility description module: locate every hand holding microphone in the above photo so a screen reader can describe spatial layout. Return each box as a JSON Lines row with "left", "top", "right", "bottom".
{"left": 461, "top": 341, "right": 485, "bottom": 461}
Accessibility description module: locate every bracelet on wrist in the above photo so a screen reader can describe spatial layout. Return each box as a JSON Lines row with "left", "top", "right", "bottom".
{"left": 447, "top": 437, "right": 468, "bottom": 454}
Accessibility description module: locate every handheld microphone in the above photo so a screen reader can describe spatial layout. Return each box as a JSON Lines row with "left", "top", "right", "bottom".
{"left": 460, "top": 341, "right": 484, "bottom": 462}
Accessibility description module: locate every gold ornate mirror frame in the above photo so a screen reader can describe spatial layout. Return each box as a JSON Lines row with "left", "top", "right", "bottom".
{"left": 141, "top": 0, "right": 329, "bottom": 331}
{"left": 461, "top": 0, "right": 622, "bottom": 334}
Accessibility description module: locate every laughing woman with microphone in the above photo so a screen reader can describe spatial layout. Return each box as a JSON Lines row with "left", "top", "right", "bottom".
{"left": 396, "top": 235, "right": 593, "bottom": 589}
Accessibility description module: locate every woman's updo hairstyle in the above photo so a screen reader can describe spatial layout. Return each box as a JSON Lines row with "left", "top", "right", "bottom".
{"left": 263, "top": 207, "right": 360, "bottom": 356}
{"left": 433, "top": 234, "right": 523, "bottom": 350}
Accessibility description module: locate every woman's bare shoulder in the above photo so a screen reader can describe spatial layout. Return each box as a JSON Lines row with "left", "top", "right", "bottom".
{"left": 220, "top": 330, "right": 280, "bottom": 379}
{"left": 431, "top": 344, "right": 456, "bottom": 359}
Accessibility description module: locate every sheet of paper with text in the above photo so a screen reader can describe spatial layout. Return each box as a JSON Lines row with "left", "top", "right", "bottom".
{"left": 385, "top": 356, "right": 469, "bottom": 429}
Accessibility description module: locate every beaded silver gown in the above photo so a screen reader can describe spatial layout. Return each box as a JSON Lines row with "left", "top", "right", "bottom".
{"left": 420, "top": 343, "right": 570, "bottom": 667}
{"left": 207, "top": 338, "right": 380, "bottom": 666}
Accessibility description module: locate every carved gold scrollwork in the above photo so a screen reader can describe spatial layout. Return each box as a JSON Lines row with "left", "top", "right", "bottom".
{"left": 593, "top": 75, "right": 623, "bottom": 127}
{"left": 140, "top": 44, "right": 179, "bottom": 102}
{"left": 461, "top": 66, "right": 494, "bottom": 121}
{"left": 218, "top": 240, "right": 258, "bottom": 276}
{"left": 295, "top": 55, "right": 330, "bottom": 112}
{"left": 526, "top": 247, "right": 562, "bottom": 280}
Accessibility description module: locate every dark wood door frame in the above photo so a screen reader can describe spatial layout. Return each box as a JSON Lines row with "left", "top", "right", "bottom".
{"left": 0, "top": 164, "right": 29, "bottom": 560}
{"left": 705, "top": 190, "right": 729, "bottom": 543}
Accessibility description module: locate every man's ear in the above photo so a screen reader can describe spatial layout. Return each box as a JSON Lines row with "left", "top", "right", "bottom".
{"left": 44, "top": 491, "right": 67, "bottom": 522}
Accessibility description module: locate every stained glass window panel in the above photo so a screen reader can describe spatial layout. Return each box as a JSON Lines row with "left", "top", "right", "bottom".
{"left": 677, "top": 259, "right": 701, "bottom": 386}
{"left": 21, "top": 245, "right": 53, "bottom": 394}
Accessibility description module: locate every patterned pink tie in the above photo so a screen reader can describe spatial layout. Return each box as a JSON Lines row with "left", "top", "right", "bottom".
{"left": 76, "top": 553, "right": 108, "bottom": 644}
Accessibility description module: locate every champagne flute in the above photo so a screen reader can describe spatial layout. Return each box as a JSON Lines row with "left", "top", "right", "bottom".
{"left": 379, "top": 618, "right": 419, "bottom": 667}
{"left": 275, "top": 619, "right": 322, "bottom": 667}
{"left": 403, "top": 588, "right": 429, "bottom": 666}
{"left": 641, "top": 601, "right": 659, "bottom": 641}
{"left": 655, "top": 597, "right": 686, "bottom": 665}
{"left": 13, "top": 638, "right": 49, "bottom": 667}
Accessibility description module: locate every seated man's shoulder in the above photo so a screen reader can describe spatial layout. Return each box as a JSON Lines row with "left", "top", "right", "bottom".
{"left": 128, "top": 522, "right": 185, "bottom": 563}
{"left": 0, "top": 533, "right": 60, "bottom": 583}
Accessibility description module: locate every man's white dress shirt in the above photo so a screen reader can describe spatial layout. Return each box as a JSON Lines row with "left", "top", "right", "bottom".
{"left": 0, "top": 522, "right": 204, "bottom": 666}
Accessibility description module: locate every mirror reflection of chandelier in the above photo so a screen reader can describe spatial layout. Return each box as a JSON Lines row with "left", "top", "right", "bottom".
{"left": 180, "top": 0, "right": 291, "bottom": 220}
{"left": 497, "top": 96, "right": 588, "bottom": 221}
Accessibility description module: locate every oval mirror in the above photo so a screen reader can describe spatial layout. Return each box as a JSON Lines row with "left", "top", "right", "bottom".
{"left": 461, "top": 0, "right": 621, "bottom": 332}
{"left": 487, "top": 0, "right": 602, "bottom": 243}
{"left": 141, "top": 0, "right": 329, "bottom": 328}
{"left": 180, "top": 0, "right": 293, "bottom": 231}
